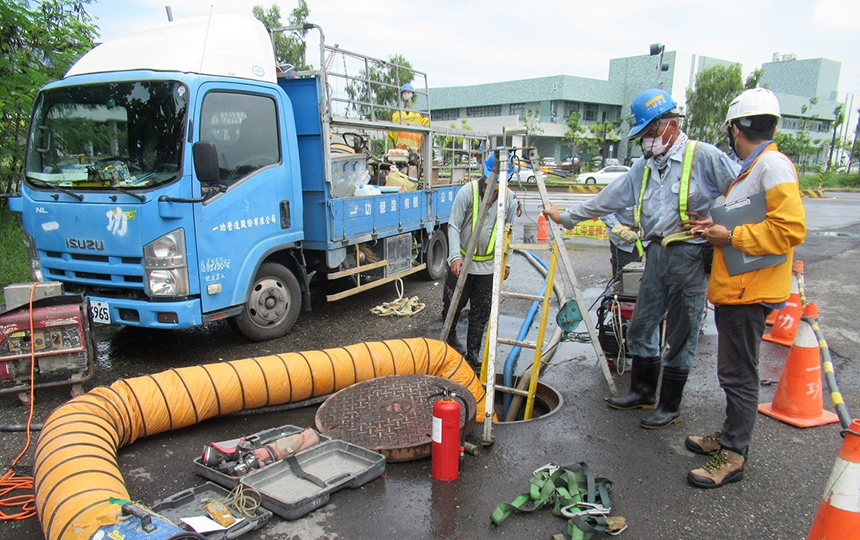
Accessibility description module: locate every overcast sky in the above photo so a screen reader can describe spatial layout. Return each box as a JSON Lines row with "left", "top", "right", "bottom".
{"left": 87, "top": 0, "right": 860, "bottom": 129}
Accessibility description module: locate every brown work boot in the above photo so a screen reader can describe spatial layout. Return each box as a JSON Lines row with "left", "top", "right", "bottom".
{"left": 687, "top": 450, "right": 745, "bottom": 489}
{"left": 685, "top": 431, "right": 722, "bottom": 455}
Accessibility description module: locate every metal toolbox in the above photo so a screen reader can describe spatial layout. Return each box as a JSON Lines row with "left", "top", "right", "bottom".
{"left": 150, "top": 481, "right": 272, "bottom": 539}
{"left": 239, "top": 439, "right": 386, "bottom": 520}
{"left": 193, "top": 424, "right": 329, "bottom": 489}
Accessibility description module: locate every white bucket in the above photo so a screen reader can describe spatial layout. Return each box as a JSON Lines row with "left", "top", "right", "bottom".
{"left": 522, "top": 223, "right": 538, "bottom": 243}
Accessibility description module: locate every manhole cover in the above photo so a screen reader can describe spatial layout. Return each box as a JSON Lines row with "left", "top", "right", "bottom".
{"left": 315, "top": 375, "right": 476, "bottom": 462}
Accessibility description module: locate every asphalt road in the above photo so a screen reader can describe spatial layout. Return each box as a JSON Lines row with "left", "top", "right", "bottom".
{"left": 2, "top": 191, "right": 859, "bottom": 540}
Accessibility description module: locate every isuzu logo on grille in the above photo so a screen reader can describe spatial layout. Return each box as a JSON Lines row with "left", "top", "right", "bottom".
{"left": 65, "top": 238, "right": 104, "bottom": 251}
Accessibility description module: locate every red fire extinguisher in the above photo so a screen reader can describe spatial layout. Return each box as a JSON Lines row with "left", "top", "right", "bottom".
{"left": 432, "top": 387, "right": 462, "bottom": 481}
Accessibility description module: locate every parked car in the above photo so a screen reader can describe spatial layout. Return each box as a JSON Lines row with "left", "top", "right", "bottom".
{"left": 541, "top": 157, "right": 557, "bottom": 166}
{"left": 576, "top": 165, "right": 630, "bottom": 185}
{"left": 512, "top": 158, "right": 536, "bottom": 183}
{"left": 561, "top": 155, "right": 580, "bottom": 165}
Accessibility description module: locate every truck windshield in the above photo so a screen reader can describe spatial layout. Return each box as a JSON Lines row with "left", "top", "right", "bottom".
{"left": 25, "top": 81, "right": 188, "bottom": 190}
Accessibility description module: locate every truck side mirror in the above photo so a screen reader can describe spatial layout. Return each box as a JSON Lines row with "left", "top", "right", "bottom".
{"left": 193, "top": 141, "right": 220, "bottom": 183}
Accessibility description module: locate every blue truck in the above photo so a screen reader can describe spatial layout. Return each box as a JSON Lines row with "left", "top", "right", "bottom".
{"left": 9, "top": 16, "right": 484, "bottom": 341}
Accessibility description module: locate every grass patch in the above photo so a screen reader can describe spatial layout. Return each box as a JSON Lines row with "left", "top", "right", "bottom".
{"left": 799, "top": 171, "right": 860, "bottom": 190}
{"left": 0, "top": 205, "right": 29, "bottom": 303}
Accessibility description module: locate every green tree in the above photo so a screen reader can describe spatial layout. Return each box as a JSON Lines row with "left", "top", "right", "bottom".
{"left": 826, "top": 104, "right": 844, "bottom": 171}
{"left": 587, "top": 117, "right": 623, "bottom": 167}
{"left": 849, "top": 107, "right": 860, "bottom": 172}
{"left": 684, "top": 64, "right": 743, "bottom": 149}
{"left": 522, "top": 108, "right": 544, "bottom": 147}
{"left": 344, "top": 54, "right": 415, "bottom": 121}
{"left": 252, "top": 1, "right": 310, "bottom": 71}
{"left": 744, "top": 68, "right": 763, "bottom": 90}
{"left": 0, "top": 0, "right": 98, "bottom": 194}
{"left": 563, "top": 112, "right": 588, "bottom": 161}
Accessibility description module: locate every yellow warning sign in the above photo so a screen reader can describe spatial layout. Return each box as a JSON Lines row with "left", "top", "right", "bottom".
{"left": 563, "top": 218, "right": 610, "bottom": 241}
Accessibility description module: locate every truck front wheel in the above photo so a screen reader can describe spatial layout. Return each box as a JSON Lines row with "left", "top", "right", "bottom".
{"left": 230, "top": 262, "right": 301, "bottom": 342}
{"left": 421, "top": 229, "right": 449, "bottom": 281}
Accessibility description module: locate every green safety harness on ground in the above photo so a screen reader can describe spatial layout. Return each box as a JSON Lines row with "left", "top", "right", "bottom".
{"left": 633, "top": 141, "right": 699, "bottom": 254}
{"left": 460, "top": 180, "right": 499, "bottom": 262}
{"left": 491, "top": 462, "right": 627, "bottom": 539}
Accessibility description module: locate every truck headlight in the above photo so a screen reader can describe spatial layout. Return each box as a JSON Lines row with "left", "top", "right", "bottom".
{"left": 144, "top": 229, "right": 189, "bottom": 297}
{"left": 147, "top": 269, "right": 189, "bottom": 297}
{"left": 22, "top": 231, "right": 43, "bottom": 281}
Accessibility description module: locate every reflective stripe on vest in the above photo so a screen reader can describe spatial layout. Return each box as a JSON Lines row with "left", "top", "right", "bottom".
{"left": 634, "top": 141, "right": 698, "bottom": 249}
{"left": 459, "top": 181, "right": 498, "bottom": 262}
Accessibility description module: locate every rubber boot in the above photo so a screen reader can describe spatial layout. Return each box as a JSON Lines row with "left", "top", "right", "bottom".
{"left": 606, "top": 356, "right": 661, "bottom": 410}
{"left": 640, "top": 367, "right": 689, "bottom": 429}
{"left": 446, "top": 333, "right": 466, "bottom": 357}
{"left": 465, "top": 321, "right": 486, "bottom": 367}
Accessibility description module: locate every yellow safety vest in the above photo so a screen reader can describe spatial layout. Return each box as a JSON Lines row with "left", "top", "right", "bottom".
{"left": 389, "top": 110, "right": 429, "bottom": 150}
{"left": 633, "top": 141, "right": 698, "bottom": 252}
{"left": 460, "top": 181, "right": 499, "bottom": 262}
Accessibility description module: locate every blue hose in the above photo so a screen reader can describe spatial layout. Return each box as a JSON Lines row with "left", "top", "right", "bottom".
{"left": 502, "top": 251, "right": 550, "bottom": 416}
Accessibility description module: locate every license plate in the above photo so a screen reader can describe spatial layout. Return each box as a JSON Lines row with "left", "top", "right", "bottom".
{"left": 90, "top": 301, "right": 111, "bottom": 324}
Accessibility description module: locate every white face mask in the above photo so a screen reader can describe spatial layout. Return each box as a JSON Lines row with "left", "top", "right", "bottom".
{"left": 401, "top": 91, "right": 414, "bottom": 102}
{"left": 641, "top": 121, "right": 674, "bottom": 157}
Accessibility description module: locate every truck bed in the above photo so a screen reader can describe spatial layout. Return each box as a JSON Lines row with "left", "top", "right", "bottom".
{"left": 281, "top": 75, "right": 459, "bottom": 252}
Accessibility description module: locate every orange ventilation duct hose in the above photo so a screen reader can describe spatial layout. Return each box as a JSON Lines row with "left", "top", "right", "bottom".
{"left": 33, "top": 338, "right": 484, "bottom": 540}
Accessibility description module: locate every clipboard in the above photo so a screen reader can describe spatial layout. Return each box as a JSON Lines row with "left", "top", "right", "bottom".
{"left": 710, "top": 192, "right": 786, "bottom": 276}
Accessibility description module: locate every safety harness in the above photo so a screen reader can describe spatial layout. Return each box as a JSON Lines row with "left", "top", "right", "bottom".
{"left": 633, "top": 141, "right": 699, "bottom": 252}
{"left": 459, "top": 180, "right": 499, "bottom": 262}
{"left": 491, "top": 462, "right": 627, "bottom": 539}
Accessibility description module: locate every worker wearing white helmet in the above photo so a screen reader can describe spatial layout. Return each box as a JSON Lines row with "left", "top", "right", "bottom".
{"left": 684, "top": 87, "right": 806, "bottom": 488}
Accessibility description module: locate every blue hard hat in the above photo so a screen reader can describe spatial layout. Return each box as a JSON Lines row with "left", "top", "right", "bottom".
{"left": 627, "top": 89, "right": 677, "bottom": 139}
{"left": 483, "top": 150, "right": 516, "bottom": 181}
{"left": 401, "top": 83, "right": 415, "bottom": 93}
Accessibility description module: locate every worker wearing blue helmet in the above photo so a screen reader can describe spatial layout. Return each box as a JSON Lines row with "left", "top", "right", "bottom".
{"left": 442, "top": 150, "right": 517, "bottom": 366}
{"left": 544, "top": 88, "right": 739, "bottom": 429}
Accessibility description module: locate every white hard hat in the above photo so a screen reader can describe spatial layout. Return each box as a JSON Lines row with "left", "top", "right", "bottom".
{"left": 722, "top": 88, "right": 781, "bottom": 131}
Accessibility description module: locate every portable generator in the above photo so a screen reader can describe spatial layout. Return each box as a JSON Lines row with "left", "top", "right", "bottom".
{"left": 596, "top": 262, "right": 659, "bottom": 373}
{"left": 0, "top": 282, "right": 95, "bottom": 404}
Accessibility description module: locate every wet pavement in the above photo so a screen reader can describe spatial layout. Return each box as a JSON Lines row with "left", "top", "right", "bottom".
{"left": 2, "top": 193, "right": 859, "bottom": 539}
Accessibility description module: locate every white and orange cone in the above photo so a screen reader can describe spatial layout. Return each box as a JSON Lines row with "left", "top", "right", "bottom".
{"left": 766, "top": 260, "right": 803, "bottom": 328}
{"left": 537, "top": 214, "right": 549, "bottom": 242}
{"left": 759, "top": 303, "right": 839, "bottom": 428}
{"left": 763, "top": 278, "right": 803, "bottom": 347}
{"left": 807, "top": 419, "right": 860, "bottom": 538}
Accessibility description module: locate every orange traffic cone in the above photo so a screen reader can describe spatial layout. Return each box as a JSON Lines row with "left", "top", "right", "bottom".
{"left": 758, "top": 303, "right": 839, "bottom": 428}
{"left": 537, "top": 214, "right": 549, "bottom": 242}
{"left": 767, "top": 260, "right": 803, "bottom": 326}
{"left": 763, "top": 274, "right": 803, "bottom": 347}
{"left": 807, "top": 419, "right": 860, "bottom": 538}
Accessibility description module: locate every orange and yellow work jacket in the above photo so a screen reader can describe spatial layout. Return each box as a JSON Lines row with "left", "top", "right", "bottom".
{"left": 707, "top": 143, "right": 806, "bottom": 305}
{"left": 389, "top": 109, "right": 430, "bottom": 150}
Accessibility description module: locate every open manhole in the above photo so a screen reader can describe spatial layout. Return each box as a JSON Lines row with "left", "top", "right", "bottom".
{"left": 315, "top": 375, "right": 476, "bottom": 462}
{"left": 492, "top": 374, "right": 563, "bottom": 423}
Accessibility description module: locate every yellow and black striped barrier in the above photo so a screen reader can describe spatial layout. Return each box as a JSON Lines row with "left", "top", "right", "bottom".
{"left": 568, "top": 184, "right": 605, "bottom": 194}
{"left": 801, "top": 189, "right": 829, "bottom": 198}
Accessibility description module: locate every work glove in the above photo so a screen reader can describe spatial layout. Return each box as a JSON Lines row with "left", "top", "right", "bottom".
{"left": 610, "top": 224, "right": 639, "bottom": 244}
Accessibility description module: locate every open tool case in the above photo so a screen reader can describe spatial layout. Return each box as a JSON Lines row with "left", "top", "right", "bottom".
{"left": 193, "top": 424, "right": 385, "bottom": 520}
{"left": 192, "top": 424, "right": 331, "bottom": 489}
{"left": 151, "top": 481, "right": 272, "bottom": 539}
{"left": 239, "top": 439, "right": 386, "bottom": 519}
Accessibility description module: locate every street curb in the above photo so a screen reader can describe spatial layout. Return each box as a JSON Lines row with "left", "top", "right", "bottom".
{"left": 800, "top": 189, "right": 835, "bottom": 199}
{"left": 567, "top": 185, "right": 605, "bottom": 194}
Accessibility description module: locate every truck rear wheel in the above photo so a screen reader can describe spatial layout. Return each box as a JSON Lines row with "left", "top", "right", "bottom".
{"left": 421, "top": 229, "right": 448, "bottom": 281}
{"left": 230, "top": 262, "right": 301, "bottom": 342}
